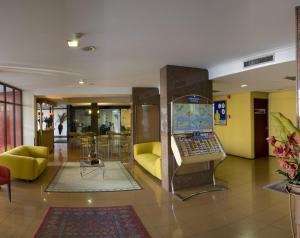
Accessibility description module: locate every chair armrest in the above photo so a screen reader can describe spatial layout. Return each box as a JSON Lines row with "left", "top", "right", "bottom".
{"left": 25, "top": 146, "right": 49, "bottom": 159}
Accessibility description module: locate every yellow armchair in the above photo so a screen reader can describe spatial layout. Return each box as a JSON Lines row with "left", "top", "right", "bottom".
{"left": 134, "top": 142, "right": 161, "bottom": 180}
{"left": 0, "top": 146, "right": 49, "bottom": 180}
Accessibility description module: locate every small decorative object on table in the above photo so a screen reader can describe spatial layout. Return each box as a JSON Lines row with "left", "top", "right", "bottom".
{"left": 91, "top": 159, "right": 99, "bottom": 165}
{"left": 88, "top": 151, "right": 97, "bottom": 159}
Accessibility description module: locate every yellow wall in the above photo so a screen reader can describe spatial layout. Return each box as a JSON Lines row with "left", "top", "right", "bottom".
{"left": 268, "top": 90, "right": 296, "bottom": 155}
{"left": 215, "top": 90, "right": 296, "bottom": 158}
{"left": 121, "top": 109, "right": 131, "bottom": 128}
{"left": 214, "top": 92, "right": 254, "bottom": 159}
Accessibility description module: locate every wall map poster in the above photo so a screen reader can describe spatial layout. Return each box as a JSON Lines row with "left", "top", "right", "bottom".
{"left": 214, "top": 100, "right": 227, "bottom": 125}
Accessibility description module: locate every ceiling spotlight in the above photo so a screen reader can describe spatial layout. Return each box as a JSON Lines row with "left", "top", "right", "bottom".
{"left": 67, "top": 32, "right": 84, "bottom": 48}
{"left": 78, "top": 79, "right": 85, "bottom": 85}
{"left": 82, "top": 46, "right": 96, "bottom": 52}
{"left": 67, "top": 39, "right": 79, "bottom": 48}
{"left": 241, "top": 84, "right": 248, "bottom": 88}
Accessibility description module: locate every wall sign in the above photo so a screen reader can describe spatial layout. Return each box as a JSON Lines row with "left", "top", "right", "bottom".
{"left": 214, "top": 100, "right": 227, "bottom": 125}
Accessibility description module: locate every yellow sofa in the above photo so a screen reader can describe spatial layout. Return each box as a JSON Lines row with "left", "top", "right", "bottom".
{"left": 134, "top": 142, "right": 161, "bottom": 180}
{"left": 0, "top": 146, "right": 49, "bottom": 180}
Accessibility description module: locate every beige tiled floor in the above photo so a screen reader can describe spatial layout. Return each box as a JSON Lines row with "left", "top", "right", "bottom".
{"left": 0, "top": 144, "right": 293, "bottom": 238}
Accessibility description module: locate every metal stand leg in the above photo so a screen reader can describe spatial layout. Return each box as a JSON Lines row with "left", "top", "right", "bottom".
{"left": 171, "top": 160, "right": 227, "bottom": 202}
{"left": 8, "top": 182, "right": 11, "bottom": 203}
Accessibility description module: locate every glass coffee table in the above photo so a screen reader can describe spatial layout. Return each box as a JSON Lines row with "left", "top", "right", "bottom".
{"left": 80, "top": 158, "right": 105, "bottom": 178}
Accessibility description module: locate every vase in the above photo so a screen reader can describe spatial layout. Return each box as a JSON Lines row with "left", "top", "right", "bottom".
{"left": 58, "top": 123, "right": 63, "bottom": 135}
{"left": 287, "top": 182, "right": 300, "bottom": 194}
{"left": 287, "top": 183, "right": 300, "bottom": 238}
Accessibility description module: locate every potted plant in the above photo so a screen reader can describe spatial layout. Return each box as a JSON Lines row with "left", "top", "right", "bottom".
{"left": 44, "top": 116, "right": 53, "bottom": 128}
{"left": 57, "top": 113, "right": 67, "bottom": 135}
{"left": 267, "top": 112, "right": 300, "bottom": 191}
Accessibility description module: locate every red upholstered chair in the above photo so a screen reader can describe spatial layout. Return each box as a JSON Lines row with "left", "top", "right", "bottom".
{"left": 0, "top": 166, "right": 11, "bottom": 202}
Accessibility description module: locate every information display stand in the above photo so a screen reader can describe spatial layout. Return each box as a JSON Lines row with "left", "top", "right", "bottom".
{"left": 170, "top": 95, "right": 227, "bottom": 201}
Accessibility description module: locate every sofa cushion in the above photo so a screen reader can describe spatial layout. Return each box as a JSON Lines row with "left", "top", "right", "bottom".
{"left": 135, "top": 153, "right": 161, "bottom": 179}
{"left": 35, "top": 158, "right": 48, "bottom": 175}
{"left": 7, "top": 146, "right": 30, "bottom": 157}
{"left": 152, "top": 142, "right": 161, "bottom": 157}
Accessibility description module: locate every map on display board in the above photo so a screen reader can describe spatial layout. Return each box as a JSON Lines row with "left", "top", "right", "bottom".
{"left": 172, "top": 103, "right": 213, "bottom": 133}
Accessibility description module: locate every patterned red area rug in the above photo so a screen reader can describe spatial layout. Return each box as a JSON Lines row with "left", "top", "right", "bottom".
{"left": 34, "top": 206, "right": 150, "bottom": 238}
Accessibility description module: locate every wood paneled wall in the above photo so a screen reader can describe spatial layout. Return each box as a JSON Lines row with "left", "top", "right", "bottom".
{"left": 132, "top": 87, "right": 160, "bottom": 145}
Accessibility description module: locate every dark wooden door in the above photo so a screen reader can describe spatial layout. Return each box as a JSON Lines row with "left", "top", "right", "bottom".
{"left": 254, "top": 99, "right": 269, "bottom": 158}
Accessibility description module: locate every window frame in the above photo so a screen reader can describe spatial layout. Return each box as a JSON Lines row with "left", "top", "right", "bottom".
{"left": 0, "top": 82, "right": 23, "bottom": 151}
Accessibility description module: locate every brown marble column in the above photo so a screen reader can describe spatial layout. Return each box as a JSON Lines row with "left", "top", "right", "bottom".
{"left": 160, "top": 65, "right": 212, "bottom": 191}
{"left": 132, "top": 87, "right": 160, "bottom": 146}
{"left": 91, "top": 103, "right": 98, "bottom": 135}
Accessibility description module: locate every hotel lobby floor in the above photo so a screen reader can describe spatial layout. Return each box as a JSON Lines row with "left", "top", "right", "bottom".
{"left": 0, "top": 144, "right": 292, "bottom": 238}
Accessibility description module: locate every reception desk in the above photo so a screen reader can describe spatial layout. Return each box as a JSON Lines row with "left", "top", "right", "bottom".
{"left": 37, "top": 128, "right": 54, "bottom": 153}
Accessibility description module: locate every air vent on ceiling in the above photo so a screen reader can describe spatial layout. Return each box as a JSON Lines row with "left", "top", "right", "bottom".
{"left": 243, "top": 55, "right": 274, "bottom": 68}
{"left": 213, "top": 90, "right": 222, "bottom": 93}
{"left": 284, "top": 76, "right": 296, "bottom": 81}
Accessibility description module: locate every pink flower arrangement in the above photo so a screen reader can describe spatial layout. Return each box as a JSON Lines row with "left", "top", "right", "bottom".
{"left": 267, "top": 132, "right": 300, "bottom": 184}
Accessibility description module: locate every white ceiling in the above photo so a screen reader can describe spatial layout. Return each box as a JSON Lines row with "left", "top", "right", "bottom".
{"left": 0, "top": 0, "right": 299, "bottom": 95}
{"left": 213, "top": 61, "right": 296, "bottom": 96}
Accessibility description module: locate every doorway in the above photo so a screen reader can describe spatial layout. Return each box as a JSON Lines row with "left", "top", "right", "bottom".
{"left": 254, "top": 98, "right": 269, "bottom": 158}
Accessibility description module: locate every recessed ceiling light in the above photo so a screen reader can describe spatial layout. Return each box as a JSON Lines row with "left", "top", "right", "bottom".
{"left": 78, "top": 79, "right": 85, "bottom": 85}
{"left": 241, "top": 84, "right": 248, "bottom": 88}
{"left": 67, "top": 33, "right": 84, "bottom": 48}
{"left": 67, "top": 39, "right": 79, "bottom": 48}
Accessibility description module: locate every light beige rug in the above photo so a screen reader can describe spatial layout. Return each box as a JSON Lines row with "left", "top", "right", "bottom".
{"left": 45, "top": 161, "right": 141, "bottom": 192}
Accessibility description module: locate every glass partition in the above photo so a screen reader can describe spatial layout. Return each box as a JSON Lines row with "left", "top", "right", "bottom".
{"left": 5, "top": 86, "right": 14, "bottom": 103}
{"left": 0, "top": 85, "right": 4, "bottom": 101}
{"left": 15, "top": 105, "right": 22, "bottom": 146}
{"left": 98, "top": 109, "right": 120, "bottom": 134}
{"left": 0, "top": 82, "right": 22, "bottom": 151}
{"left": 0, "top": 103, "right": 4, "bottom": 153}
{"left": 15, "top": 89, "right": 21, "bottom": 104}
{"left": 6, "top": 104, "right": 14, "bottom": 150}
{"left": 74, "top": 108, "right": 91, "bottom": 133}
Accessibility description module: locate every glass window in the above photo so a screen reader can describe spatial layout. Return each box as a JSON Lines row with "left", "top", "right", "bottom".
{"left": 6, "top": 104, "right": 14, "bottom": 150}
{"left": 73, "top": 108, "right": 91, "bottom": 133}
{"left": 15, "top": 105, "right": 22, "bottom": 146}
{"left": 99, "top": 109, "right": 120, "bottom": 134}
{"left": 6, "top": 86, "right": 14, "bottom": 103}
{"left": 0, "top": 103, "right": 4, "bottom": 153}
{"left": 0, "top": 82, "right": 23, "bottom": 151}
{"left": 15, "top": 89, "right": 21, "bottom": 104}
{"left": 0, "top": 85, "right": 4, "bottom": 102}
